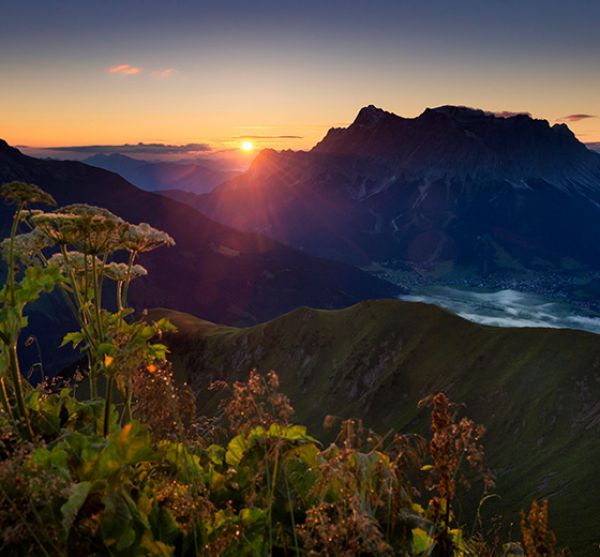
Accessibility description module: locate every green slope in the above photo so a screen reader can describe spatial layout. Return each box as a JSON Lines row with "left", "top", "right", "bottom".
{"left": 150, "top": 300, "right": 600, "bottom": 555}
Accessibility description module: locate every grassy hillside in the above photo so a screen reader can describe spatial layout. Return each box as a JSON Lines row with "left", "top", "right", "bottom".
{"left": 151, "top": 300, "right": 600, "bottom": 555}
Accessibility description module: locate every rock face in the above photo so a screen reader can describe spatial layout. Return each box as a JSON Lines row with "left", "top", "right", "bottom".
{"left": 174, "top": 106, "right": 600, "bottom": 276}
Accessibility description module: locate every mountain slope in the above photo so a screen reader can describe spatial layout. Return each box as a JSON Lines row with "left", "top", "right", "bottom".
{"left": 0, "top": 139, "right": 400, "bottom": 370}
{"left": 151, "top": 300, "right": 600, "bottom": 556}
{"left": 84, "top": 153, "right": 239, "bottom": 193}
{"left": 172, "top": 106, "right": 600, "bottom": 281}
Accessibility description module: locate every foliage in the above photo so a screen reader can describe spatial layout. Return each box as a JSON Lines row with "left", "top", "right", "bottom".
{"left": 520, "top": 500, "right": 566, "bottom": 557}
{"left": 0, "top": 182, "right": 568, "bottom": 555}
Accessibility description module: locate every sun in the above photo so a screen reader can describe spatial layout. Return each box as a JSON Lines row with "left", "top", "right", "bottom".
{"left": 241, "top": 140, "right": 254, "bottom": 152}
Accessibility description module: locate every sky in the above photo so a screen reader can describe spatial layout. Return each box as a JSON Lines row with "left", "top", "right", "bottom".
{"left": 1, "top": 0, "right": 599, "bottom": 157}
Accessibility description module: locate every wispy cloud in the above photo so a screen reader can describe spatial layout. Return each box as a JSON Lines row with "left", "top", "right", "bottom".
{"left": 557, "top": 113, "right": 596, "bottom": 123}
{"left": 586, "top": 142, "right": 600, "bottom": 153}
{"left": 492, "top": 110, "right": 532, "bottom": 118}
{"left": 108, "top": 63, "right": 142, "bottom": 76}
{"left": 151, "top": 68, "right": 176, "bottom": 78}
{"left": 43, "top": 142, "right": 211, "bottom": 155}
{"left": 231, "top": 135, "right": 303, "bottom": 139}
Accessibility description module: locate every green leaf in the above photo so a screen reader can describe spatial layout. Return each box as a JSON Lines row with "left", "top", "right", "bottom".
{"left": 61, "top": 481, "right": 93, "bottom": 534}
{"left": 61, "top": 331, "right": 85, "bottom": 348}
{"left": 206, "top": 444, "right": 225, "bottom": 466}
{"left": 101, "top": 491, "right": 134, "bottom": 547}
{"left": 97, "top": 342, "right": 118, "bottom": 357}
{"left": 412, "top": 527, "right": 435, "bottom": 554}
{"left": 149, "top": 506, "right": 181, "bottom": 545}
{"left": 116, "top": 525, "right": 136, "bottom": 551}
{"left": 226, "top": 433, "right": 251, "bottom": 467}
{"left": 268, "top": 423, "right": 313, "bottom": 441}
{"left": 140, "top": 531, "right": 175, "bottom": 557}
{"left": 240, "top": 507, "right": 266, "bottom": 526}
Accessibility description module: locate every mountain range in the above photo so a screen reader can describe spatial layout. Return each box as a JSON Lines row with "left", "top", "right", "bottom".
{"left": 84, "top": 153, "right": 239, "bottom": 193}
{"left": 151, "top": 299, "right": 600, "bottom": 556}
{"left": 167, "top": 106, "right": 600, "bottom": 285}
{"left": 3, "top": 106, "right": 600, "bottom": 555}
{"left": 0, "top": 138, "right": 399, "bottom": 371}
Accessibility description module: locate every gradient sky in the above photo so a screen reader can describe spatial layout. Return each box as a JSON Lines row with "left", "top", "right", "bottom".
{"left": 1, "top": 0, "right": 599, "bottom": 154}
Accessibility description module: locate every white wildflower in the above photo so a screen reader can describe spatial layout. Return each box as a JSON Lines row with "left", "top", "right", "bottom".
{"left": 104, "top": 262, "right": 148, "bottom": 282}
{"left": 122, "top": 222, "right": 175, "bottom": 253}
{"left": 0, "top": 228, "right": 53, "bottom": 264}
{"left": 32, "top": 204, "right": 125, "bottom": 254}
{"left": 47, "top": 251, "right": 103, "bottom": 275}
{"left": 0, "top": 181, "right": 56, "bottom": 206}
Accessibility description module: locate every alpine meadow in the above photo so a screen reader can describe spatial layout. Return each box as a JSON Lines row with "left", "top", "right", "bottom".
{"left": 1, "top": 1, "right": 600, "bottom": 556}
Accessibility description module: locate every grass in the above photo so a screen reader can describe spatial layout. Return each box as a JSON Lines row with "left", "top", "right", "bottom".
{"left": 151, "top": 299, "right": 600, "bottom": 555}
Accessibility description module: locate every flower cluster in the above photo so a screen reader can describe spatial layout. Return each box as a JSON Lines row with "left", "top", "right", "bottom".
{"left": 31, "top": 205, "right": 124, "bottom": 254}
{"left": 417, "top": 390, "right": 495, "bottom": 553}
{"left": 131, "top": 361, "right": 197, "bottom": 441}
{"left": 122, "top": 222, "right": 175, "bottom": 253}
{"left": 520, "top": 499, "right": 560, "bottom": 557}
{"left": 46, "top": 251, "right": 102, "bottom": 274}
{"left": 29, "top": 206, "right": 174, "bottom": 258}
{"left": 0, "top": 181, "right": 56, "bottom": 207}
{"left": 210, "top": 369, "right": 294, "bottom": 433}
{"left": 0, "top": 228, "right": 52, "bottom": 265}
{"left": 298, "top": 500, "right": 393, "bottom": 556}
{"left": 104, "top": 262, "right": 148, "bottom": 282}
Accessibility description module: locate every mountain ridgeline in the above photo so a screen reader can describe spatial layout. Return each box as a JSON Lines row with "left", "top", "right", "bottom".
{"left": 0, "top": 138, "right": 398, "bottom": 323}
{"left": 151, "top": 300, "right": 600, "bottom": 556}
{"left": 0, "top": 138, "right": 399, "bottom": 371}
{"left": 84, "top": 153, "right": 240, "bottom": 193}
{"left": 168, "top": 106, "right": 600, "bottom": 281}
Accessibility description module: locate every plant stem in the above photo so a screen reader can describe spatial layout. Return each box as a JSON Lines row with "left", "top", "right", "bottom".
{"left": 103, "top": 376, "right": 113, "bottom": 437}
{"left": 60, "top": 246, "right": 99, "bottom": 397}
{"left": 0, "top": 376, "right": 14, "bottom": 421}
{"left": 8, "top": 341, "right": 33, "bottom": 439}
{"left": 283, "top": 464, "right": 300, "bottom": 555}
{"left": 124, "top": 383, "right": 132, "bottom": 423}
{"left": 5, "top": 202, "right": 33, "bottom": 438}
{"left": 116, "top": 281, "right": 124, "bottom": 313}
{"left": 121, "top": 251, "right": 136, "bottom": 311}
{"left": 91, "top": 254, "right": 104, "bottom": 341}
{"left": 266, "top": 444, "right": 280, "bottom": 556}
{"left": 88, "top": 354, "right": 96, "bottom": 400}
{"left": 7, "top": 202, "right": 24, "bottom": 305}
{"left": 97, "top": 251, "right": 109, "bottom": 310}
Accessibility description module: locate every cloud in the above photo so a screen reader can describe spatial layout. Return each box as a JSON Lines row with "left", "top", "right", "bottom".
{"left": 108, "top": 64, "right": 142, "bottom": 76}
{"left": 151, "top": 68, "right": 176, "bottom": 78}
{"left": 231, "top": 135, "right": 303, "bottom": 139}
{"left": 586, "top": 142, "right": 600, "bottom": 153}
{"left": 492, "top": 110, "right": 532, "bottom": 118}
{"left": 557, "top": 113, "right": 596, "bottom": 122}
{"left": 43, "top": 142, "right": 212, "bottom": 155}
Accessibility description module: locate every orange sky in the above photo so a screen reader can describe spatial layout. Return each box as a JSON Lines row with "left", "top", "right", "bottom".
{"left": 3, "top": 66, "right": 598, "bottom": 152}
{"left": 1, "top": 2, "right": 599, "bottom": 151}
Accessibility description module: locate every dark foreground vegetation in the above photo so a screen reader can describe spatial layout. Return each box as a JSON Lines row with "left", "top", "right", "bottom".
{"left": 0, "top": 182, "right": 567, "bottom": 555}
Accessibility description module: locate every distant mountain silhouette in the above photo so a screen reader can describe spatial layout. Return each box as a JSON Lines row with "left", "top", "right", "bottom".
{"left": 0, "top": 139, "right": 400, "bottom": 371}
{"left": 84, "top": 153, "right": 239, "bottom": 193}
{"left": 171, "top": 106, "right": 600, "bottom": 278}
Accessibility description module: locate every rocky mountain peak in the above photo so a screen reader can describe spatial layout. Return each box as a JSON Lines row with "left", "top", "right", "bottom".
{"left": 311, "top": 104, "right": 600, "bottom": 186}
{"left": 353, "top": 105, "right": 396, "bottom": 128}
